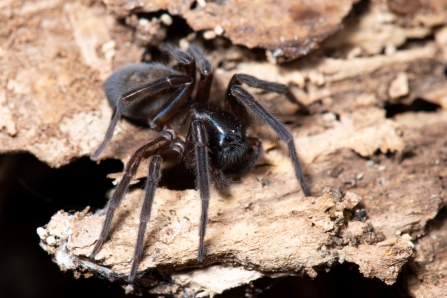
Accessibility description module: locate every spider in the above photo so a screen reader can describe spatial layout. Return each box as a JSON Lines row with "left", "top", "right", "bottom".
{"left": 89, "top": 43, "right": 310, "bottom": 283}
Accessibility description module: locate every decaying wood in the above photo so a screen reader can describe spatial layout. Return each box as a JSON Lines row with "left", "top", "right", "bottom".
{"left": 1, "top": 0, "right": 447, "bottom": 296}
{"left": 407, "top": 209, "right": 447, "bottom": 297}
{"left": 38, "top": 188, "right": 413, "bottom": 294}
{"left": 102, "top": 0, "right": 358, "bottom": 62}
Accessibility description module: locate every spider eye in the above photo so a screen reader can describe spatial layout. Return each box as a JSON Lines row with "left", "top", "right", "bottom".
{"left": 224, "top": 135, "right": 238, "bottom": 143}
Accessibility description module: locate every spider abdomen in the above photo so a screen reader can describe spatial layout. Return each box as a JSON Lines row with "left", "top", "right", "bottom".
{"left": 103, "top": 63, "right": 182, "bottom": 123}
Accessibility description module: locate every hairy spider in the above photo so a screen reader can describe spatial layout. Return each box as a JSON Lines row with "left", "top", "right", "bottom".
{"left": 90, "top": 43, "right": 310, "bottom": 283}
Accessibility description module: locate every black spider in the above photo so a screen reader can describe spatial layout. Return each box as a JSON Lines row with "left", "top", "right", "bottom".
{"left": 89, "top": 43, "right": 310, "bottom": 283}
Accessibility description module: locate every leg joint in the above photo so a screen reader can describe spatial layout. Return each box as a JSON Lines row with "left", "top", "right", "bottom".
{"left": 160, "top": 128, "right": 177, "bottom": 141}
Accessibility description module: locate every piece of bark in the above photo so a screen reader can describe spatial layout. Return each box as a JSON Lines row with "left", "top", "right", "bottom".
{"left": 407, "top": 210, "right": 447, "bottom": 297}
{"left": 39, "top": 113, "right": 446, "bottom": 296}
{"left": 323, "top": 0, "right": 447, "bottom": 57}
{"left": 0, "top": 0, "right": 144, "bottom": 167}
{"left": 103, "top": 0, "right": 358, "bottom": 62}
{"left": 38, "top": 186, "right": 413, "bottom": 296}
{"left": 2, "top": 0, "right": 446, "bottom": 168}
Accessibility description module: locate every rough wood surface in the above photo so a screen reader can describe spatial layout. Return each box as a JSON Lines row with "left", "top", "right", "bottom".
{"left": 407, "top": 210, "right": 447, "bottom": 297}
{"left": 1, "top": 0, "right": 447, "bottom": 296}
{"left": 102, "top": 0, "right": 358, "bottom": 62}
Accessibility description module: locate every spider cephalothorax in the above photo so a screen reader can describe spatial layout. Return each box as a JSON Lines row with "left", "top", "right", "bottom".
{"left": 90, "top": 43, "right": 310, "bottom": 283}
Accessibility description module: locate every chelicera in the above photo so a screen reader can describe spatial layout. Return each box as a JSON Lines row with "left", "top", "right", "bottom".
{"left": 90, "top": 43, "right": 310, "bottom": 283}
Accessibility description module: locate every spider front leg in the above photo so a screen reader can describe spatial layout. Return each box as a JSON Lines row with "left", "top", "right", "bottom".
{"left": 226, "top": 77, "right": 311, "bottom": 196}
{"left": 227, "top": 74, "right": 309, "bottom": 115}
{"left": 89, "top": 130, "right": 175, "bottom": 260}
{"left": 187, "top": 120, "right": 212, "bottom": 261}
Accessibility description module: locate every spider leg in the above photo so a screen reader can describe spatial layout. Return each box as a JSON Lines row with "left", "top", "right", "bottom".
{"left": 128, "top": 155, "right": 162, "bottom": 282}
{"left": 150, "top": 85, "right": 192, "bottom": 126}
{"left": 225, "top": 74, "right": 308, "bottom": 122}
{"left": 210, "top": 165, "right": 231, "bottom": 189}
{"left": 92, "top": 76, "right": 192, "bottom": 160}
{"left": 89, "top": 129, "right": 175, "bottom": 259}
{"left": 160, "top": 43, "right": 196, "bottom": 85}
{"left": 128, "top": 139, "right": 185, "bottom": 282}
{"left": 228, "top": 84, "right": 311, "bottom": 196}
{"left": 188, "top": 44, "right": 213, "bottom": 103}
{"left": 187, "top": 120, "right": 212, "bottom": 261}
